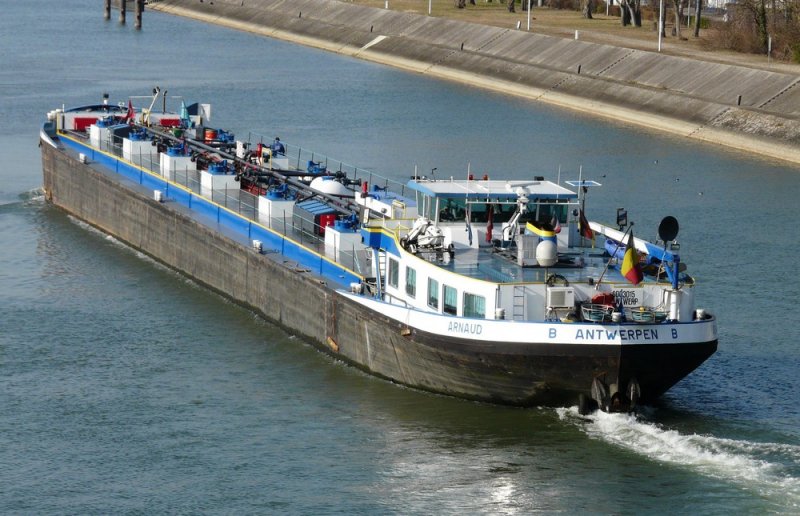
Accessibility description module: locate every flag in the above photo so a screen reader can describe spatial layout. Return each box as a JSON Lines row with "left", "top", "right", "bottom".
{"left": 551, "top": 213, "right": 561, "bottom": 234}
{"left": 621, "top": 230, "right": 644, "bottom": 285}
{"left": 486, "top": 204, "right": 494, "bottom": 242}
{"left": 126, "top": 100, "right": 135, "bottom": 123}
{"left": 579, "top": 209, "right": 593, "bottom": 240}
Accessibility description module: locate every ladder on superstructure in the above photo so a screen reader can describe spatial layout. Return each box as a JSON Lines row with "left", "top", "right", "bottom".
{"left": 513, "top": 285, "right": 526, "bottom": 320}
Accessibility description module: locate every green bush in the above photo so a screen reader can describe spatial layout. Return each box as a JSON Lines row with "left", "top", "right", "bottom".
{"left": 687, "top": 16, "right": 710, "bottom": 29}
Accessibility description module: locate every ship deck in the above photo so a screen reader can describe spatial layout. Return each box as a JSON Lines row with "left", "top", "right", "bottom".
{"left": 53, "top": 128, "right": 663, "bottom": 289}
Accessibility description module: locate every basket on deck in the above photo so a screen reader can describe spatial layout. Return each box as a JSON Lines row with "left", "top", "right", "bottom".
{"left": 581, "top": 303, "right": 613, "bottom": 323}
{"left": 630, "top": 307, "right": 669, "bottom": 323}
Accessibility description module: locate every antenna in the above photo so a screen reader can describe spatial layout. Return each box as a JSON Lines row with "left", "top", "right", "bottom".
{"left": 658, "top": 216, "right": 679, "bottom": 242}
{"left": 657, "top": 216, "right": 680, "bottom": 288}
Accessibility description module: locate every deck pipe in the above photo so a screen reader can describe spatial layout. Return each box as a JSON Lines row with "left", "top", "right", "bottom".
{"left": 142, "top": 124, "right": 358, "bottom": 217}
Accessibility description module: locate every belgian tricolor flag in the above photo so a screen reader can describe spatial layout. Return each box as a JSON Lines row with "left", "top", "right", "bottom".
{"left": 621, "top": 230, "right": 644, "bottom": 285}
{"left": 579, "top": 209, "right": 593, "bottom": 240}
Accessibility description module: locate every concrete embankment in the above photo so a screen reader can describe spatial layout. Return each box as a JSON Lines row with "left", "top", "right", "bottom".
{"left": 150, "top": 0, "right": 800, "bottom": 164}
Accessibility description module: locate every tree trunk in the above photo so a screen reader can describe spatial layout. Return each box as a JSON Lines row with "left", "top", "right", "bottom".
{"left": 693, "top": 0, "right": 701, "bottom": 37}
{"left": 582, "top": 0, "right": 594, "bottom": 18}
{"left": 673, "top": 0, "right": 683, "bottom": 39}
{"left": 756, "top": 0, "right": 769, "bottom": 50}
{"left": 507, "top": 0, "right": 516, "bottom": 12}
{"left": 660, "top": 5, "right": 667, "bottom": 37}
{"left": 620, "top": 0, "right": 631, "bottom": 25}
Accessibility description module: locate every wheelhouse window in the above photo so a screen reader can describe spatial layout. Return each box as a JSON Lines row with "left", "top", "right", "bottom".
{"left": 427, "top": 278, "right": 439, "bottom": 310}
{"left": 388, "top": 258, "right": 399, "bottom": 288}
{"left": 443, "top": 285, "right": 458, "bottom": 315}
{"left": 536, "top": 201, "right": 569, "bottom": 226}
{"left": 463, "top": 293, "right": 486, "bottom": 318}
{"left": 436, "top": 198, "right": 467, "bottom": 222}
{"left": 406, "top": 266, "right": 417, "bottom": 298}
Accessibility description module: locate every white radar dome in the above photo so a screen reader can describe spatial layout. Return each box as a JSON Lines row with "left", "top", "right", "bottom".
{"left": 309, "top": 177, "right": 355, "bottom": 198}
{"left": 535, "top": 240, "right": 558, "bottom": 267}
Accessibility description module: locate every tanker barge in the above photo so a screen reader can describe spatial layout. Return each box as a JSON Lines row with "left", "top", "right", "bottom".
{"left": 40, "top": 90, "right": 717, "bottom": 413}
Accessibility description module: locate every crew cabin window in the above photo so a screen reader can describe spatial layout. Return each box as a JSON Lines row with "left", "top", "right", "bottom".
{"left": 388, "top": 258, "right": 399, "bottom": 289}
{"left": 406, "top": 266, "right": 417, "bottom": 298}
{"left": 428, "top": 278, "right": 439, "bottom": 310}
{"left": 463, "top": 293, "right": 486, "bottom": 318}
{"left": 443, "top": 285, "right": 458, "bottom": 315}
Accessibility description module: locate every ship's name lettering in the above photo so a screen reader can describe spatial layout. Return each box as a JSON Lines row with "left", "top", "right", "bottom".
{"left": 571, "top": 328, "right": 660, "bottom": 341}
{"left": 447, "top": 321, "right": 483, "bottom": 335}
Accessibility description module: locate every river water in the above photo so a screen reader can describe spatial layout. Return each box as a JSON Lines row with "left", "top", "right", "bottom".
{"left": 2, "top": 1, "right": 799, "bottom": 513}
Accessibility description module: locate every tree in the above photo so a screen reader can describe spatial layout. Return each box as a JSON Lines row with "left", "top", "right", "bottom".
{"left": 507, "top": 0, "right": 516, "bottom": 12}
{"left": 740, "top": 0, "right": 770, "bottom": 50}
{"left": 619, "top": 0, "right": 642, "bottom": 26}
{"left": 693, "top": 0, "right": 702, "bottom": 37}
{"left": 582, "top": 0, "right": 595, "bottom": 18}
{"left": 672, "top": 0, "right": 687, "bottom": 39}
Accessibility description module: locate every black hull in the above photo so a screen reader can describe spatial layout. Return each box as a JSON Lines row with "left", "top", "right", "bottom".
{"left": 330, "top": 301, "right": 717, "bottom": 407}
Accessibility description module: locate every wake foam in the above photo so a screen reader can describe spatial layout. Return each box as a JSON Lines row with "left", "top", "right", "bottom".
{"left": 0, "top": 188, "right": 45, "bottom": 209}
{"left": 557, "top": 407, "right": 800, "bottom": 507}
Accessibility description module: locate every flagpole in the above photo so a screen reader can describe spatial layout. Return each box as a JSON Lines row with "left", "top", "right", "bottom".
{"left": 595, "top": 222, "right": 634, "bottom": 288}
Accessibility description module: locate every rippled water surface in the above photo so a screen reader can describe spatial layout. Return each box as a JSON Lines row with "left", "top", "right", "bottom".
{"left": 2, "top": 1, "right": 799, "bottom": 513}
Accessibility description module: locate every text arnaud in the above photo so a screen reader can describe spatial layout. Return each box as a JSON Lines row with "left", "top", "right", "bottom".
{"left": 447, "top": 321, "right": 483, "bottom": 335}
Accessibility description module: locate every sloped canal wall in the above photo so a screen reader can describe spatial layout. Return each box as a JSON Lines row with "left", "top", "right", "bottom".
{"left": 151, "top": 0, "right": 800, "bottom": 164}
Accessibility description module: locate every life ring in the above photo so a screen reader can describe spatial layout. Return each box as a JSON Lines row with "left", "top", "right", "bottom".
{"left": 546, "top": 273, "right": 569, "bottom": 287}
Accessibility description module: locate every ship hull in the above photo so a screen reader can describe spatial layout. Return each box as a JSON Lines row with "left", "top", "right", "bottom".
{"left": 41, "top": 136, "right": 716, "bottom": 408}
{"left": 332, "top": 293, "right": 717, "bottom": 406}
